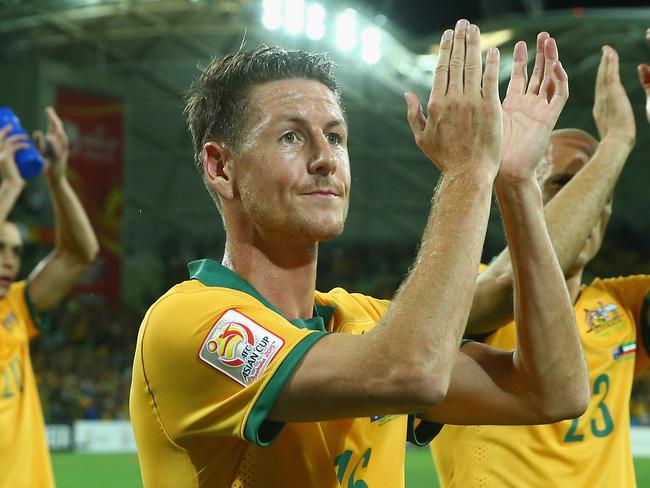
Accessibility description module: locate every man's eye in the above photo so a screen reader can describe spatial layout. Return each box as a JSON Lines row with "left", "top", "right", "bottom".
{"left": 326, "top": 133, "right": 342, "bottom": 145}
{"left": 281, "top": 132, "right": 297, "bottom": 143}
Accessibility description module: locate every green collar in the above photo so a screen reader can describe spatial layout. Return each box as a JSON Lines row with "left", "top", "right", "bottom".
{"left": 188, "top": 259, "right": 335, "bottom": 332}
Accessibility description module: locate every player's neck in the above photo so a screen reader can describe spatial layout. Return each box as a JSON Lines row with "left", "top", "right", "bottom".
{"left": 222, "top": 235, "right": 318, "bottom": 322}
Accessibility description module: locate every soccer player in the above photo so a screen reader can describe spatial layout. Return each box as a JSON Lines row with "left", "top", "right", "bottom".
{"left": 0, "top": 107, "right": 99, "bottom": 487}
{"left": 431, "top": 44, "right": 647, "bottom": 487}
{"left": 130, "top": 20, "right": 589, "bottom": 487}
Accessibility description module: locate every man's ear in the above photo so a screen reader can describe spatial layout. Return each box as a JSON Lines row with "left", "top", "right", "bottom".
{"left": 203, "top": 141, "right": 236, "bottom": 201}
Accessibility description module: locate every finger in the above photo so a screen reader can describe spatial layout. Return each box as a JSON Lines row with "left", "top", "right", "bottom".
{"left": 33, "top": 130, "right": 45, "bottom": 153}
{"left": 539, "top": 37, "right": 559, "bottom": 100}
{"left": 526, "top": 32, "right": 550, "bottom": 94}
{"left": 638, "top": 64, "right": 650, "bottom": 94}
{"left": 506, "top": 41, "right": 528, "bottom": 97}
{"left": 0, "top": 124, "right": 14, "bottom": 139}
{"left": 431, "top": 29, "right": 454, "bottom": 100}
{"left": 465, "top": 24, "right": 482, "bottom": 95}
{"left": 550, "top": 61, "right": 569, "bottom": 114}
{"left": 594, "top": 46, "right": 608, "bottom": 97}
{"left": 646, "top": 27, "right": 650, "bottom": 44}
{"left": 448, "top": 19, "right": 469, "bottom": 94}
{"left": 604, "top": 46, "right": 621, "bottom": 87}
{"left": 5, "top": 134, "right": 28, "bottom": 146}
{"left": 404, "top": 92, "right": 426, "bottom": 138}
{"left": 482, "top": 47, "right": 501, "bottom": 103}
{"left": 8, "top": 142, "right": 30, "bottom": 153}
{"left": 46, "top": 107, "right": 65, "bottom": 137}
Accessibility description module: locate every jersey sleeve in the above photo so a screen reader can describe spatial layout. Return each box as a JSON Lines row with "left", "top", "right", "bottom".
{"left": 6, "top": 281, "right": 42, "bottom": 340}
{"left": 140, "top": 288, "right": 328, "bottom": 447}
{"left": 597, "top": 275, "right": 650, "bottom": 374}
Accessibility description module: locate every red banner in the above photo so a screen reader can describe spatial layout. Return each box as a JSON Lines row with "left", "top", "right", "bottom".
{"left": 55, "top": 88, "right": 123, "bottom": 301}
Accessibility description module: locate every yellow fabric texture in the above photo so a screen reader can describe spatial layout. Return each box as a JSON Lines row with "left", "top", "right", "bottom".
{"left": 130, "top": 277, "right": 415, "bottom": 488}
{"left": 0, "top": 281, "right": 54, "bottom": 488}
{"left": 431, "top": 274, "right": 650, "bottom": 488}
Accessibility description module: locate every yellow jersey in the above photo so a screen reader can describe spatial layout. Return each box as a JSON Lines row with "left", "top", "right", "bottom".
{"left": 431, "top": 275, "right": 650, "bottom": 488}
{"left": 0, "top": 281, "right": 54, "bottom": 488}
{"left": 130, "top": 259, "right": 440, "bottom": 488}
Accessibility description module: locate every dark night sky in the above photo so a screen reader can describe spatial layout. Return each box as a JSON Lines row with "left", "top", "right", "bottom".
{"left": 363, "top": 0, "right": 650, "bottom": 35}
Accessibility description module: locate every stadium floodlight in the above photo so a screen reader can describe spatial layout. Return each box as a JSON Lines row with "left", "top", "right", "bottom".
{"left": 305, "top": 3, "right": 325, "bottom": 40}
{"left": 361, "top": 26, "right": 381, "bottom": 64}
{"left": 262, "top": 0, "right": 283, "bottom": 30}
{"left": 361, "top": 44, "right": 381, "bottom": 64}
{"left": 284, "top": 0, "right": 305, "bottom": 35}
{"left": 335, "top": 8, "right": 357, "bottom": 52}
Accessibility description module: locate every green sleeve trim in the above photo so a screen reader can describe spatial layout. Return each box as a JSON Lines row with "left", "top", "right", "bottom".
{"left": 407, "top": 414, "right": 443, "bottom": 446}
{"left": 243, "top": 331, "right": 329, "bottom": 446}
{"left": 23, "top": 283, "right": 48, "bottom": 331}
{"left": 640, "top": 291, "right": 650, "bottom": 359}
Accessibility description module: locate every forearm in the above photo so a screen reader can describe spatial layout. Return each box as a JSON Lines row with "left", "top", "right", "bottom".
{"left": 467, "top": 137, "right": 632, "bottom": 334}
{"left": 495, "top": 178, "right": 588, "bottom": 416}
{"left": 545, "top": 136, "right": 630, "bottom": 269}
{"left": 0, "top": 180, "right": 24, "bottom": 223}
{"left": 46, "top": 175, "right": 98, "bottom": 263}
{"left": 374, "top": 170, "right": 494, "bottom": 393}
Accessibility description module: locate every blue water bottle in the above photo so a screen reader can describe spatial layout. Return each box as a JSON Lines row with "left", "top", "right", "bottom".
{"left": 0, "top": 107, "right": 44, "bottom": 179}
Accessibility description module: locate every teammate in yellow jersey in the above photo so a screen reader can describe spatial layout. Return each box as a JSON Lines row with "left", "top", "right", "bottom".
{"left": 130, "top": 20, "right": 590, "bottom": 487}
{"left": 431, "top": 41, "right": 648, "bottom": 488}
{"left": 0, "top": 107, "right": 99, "bottom": 487}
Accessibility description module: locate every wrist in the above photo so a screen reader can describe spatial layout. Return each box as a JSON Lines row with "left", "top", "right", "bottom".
{"left": 46, "top": 172, "right": 67, "bottom": 188}
{"left": 494, "top": 172, "right": 537, "bottom": 188}
{"left": 442, "top": 166, "right": 498, "bottom": 188}
{"left": 1, "top": 178, "right": 26, "bottom": 192}
{"left": 494, "top": 175, "right": 542, "bottom": 201}
{"left": 599, "top": 134, "right": 635, "bottom": 153}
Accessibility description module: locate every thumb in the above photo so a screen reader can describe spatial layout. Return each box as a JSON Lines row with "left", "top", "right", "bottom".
{"left": 638, "top": 64, "right": 650, "bottom": 94}
{"left": 404, "top": 92, "right": 426, "bottom": 139}
{"left": 33, "top": 130, "right": 45, "bottom": 154}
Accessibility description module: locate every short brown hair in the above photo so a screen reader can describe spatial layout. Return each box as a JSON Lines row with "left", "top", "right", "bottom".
{"left": 183, "top": 45, "right": 339, "bottom": 179}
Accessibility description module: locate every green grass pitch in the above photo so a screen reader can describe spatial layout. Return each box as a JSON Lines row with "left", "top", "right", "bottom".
{"left": 52, "top": 448, "right": 650, "bottom": 487}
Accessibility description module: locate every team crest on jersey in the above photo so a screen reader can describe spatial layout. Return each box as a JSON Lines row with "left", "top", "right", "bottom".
{"left": 1, "top": 312, "right": 17, "bottom": 332}
{"left": 199, "top": 309, "right": 284, "bottom": 386}
{"left": 584, "top": 301, "right": 624, "bottom": 335}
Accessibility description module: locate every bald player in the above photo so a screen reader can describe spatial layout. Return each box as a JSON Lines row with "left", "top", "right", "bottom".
{"left": 0, "top": 107, "right": 99, "bottom": 487}
{"left": 431, "top": 44, "right": 647, "bottom": 487}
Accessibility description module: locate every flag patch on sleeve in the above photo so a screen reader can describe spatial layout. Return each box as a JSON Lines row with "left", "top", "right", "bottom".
{"left": 199, "top": 309, "right": 284, "bottom": 386}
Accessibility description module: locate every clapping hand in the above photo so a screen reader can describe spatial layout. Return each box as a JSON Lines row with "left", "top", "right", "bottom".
{"left": 405, "top": 19, "right": 502, "bottom": 181}
{"left": 33, "top": 107, "right": 70, "bottom": 181}
{"left": 498, "top": 32, "right": 569, "bottom": 183}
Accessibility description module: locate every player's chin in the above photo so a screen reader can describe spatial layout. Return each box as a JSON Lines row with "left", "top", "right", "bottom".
{"left": 0, "top": 285, "right": 10, "bottom": 298}
{"left": 295, "top": 213, "right": 346, "bottom": 242}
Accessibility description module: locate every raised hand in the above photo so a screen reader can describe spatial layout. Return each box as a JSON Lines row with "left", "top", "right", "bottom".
{"left": 0, "top": 124, "right": 28, "bottom": 186}
{"left": 594, "top": 46, "right": 635, "bottom": 147}
{"left": 637, "top": 28, "right": 650, "bottom": 124}
{"left": 405, "top": 19, "right": 502, "bottom": 180}
{"left": 499, "top": 33, "right": 568, "bottom": 182}
{"left": 33, "top": 107, "right": 70, "bottom": 180}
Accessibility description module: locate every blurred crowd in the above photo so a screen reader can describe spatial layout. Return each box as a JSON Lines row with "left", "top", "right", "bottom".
{"left": 31, "top": 227, "right": 650, "bottom": 425}
{"left": 32, "top": 299, "right": 138, "bottom": 423}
